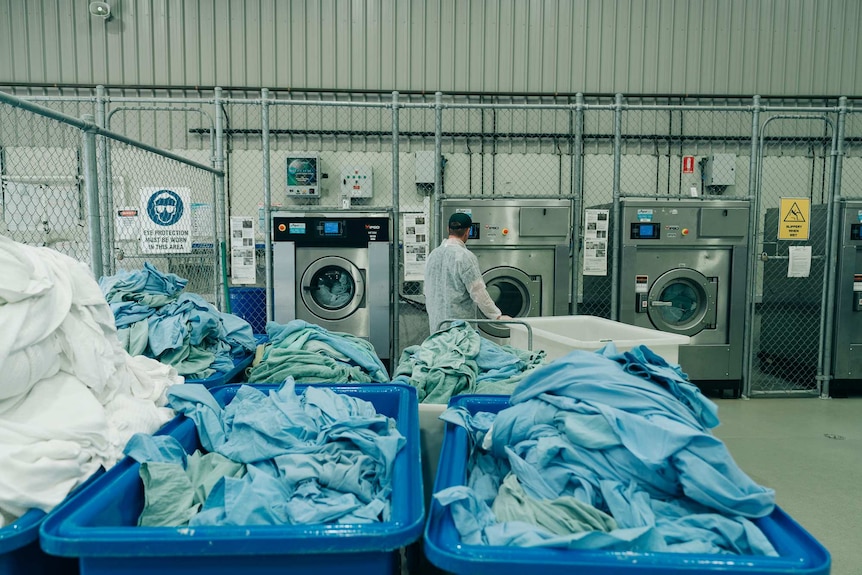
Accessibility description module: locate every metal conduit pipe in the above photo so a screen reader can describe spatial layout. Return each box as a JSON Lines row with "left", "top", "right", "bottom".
{"left": 261, "top": 88, "right": 274, "bottom": 324}
{"left": 610, "top": 94, "right": 623, "bottom": 321}
{"left": 820, "top": 97, "right": 848, "bottom": 399}
{"left": 391, "top": 91, "right": 401, "bottom": 364}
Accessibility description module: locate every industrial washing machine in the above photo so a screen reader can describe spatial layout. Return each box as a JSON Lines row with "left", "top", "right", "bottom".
{"left": 832, "top": 199, "right": 862, "bottom": 391}
{"left": 615, "top": 198, "right": 750, "bottom": 392}
{"left": 271, "top": 211, "right": 392, "bottom": 362}
{"left": 439, "top": 199, "right": 571, "bottom": 340}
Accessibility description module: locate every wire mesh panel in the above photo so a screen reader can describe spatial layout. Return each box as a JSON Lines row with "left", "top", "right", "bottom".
{"left": 0, "top": 101, "right": 91, "bottom": 263}
{"left": 750, "top": 114, "right": 835, "bottom": 396}
{"left": 216, "top": 98, "right": 266, "bottom": 332}
{"left": 395, "top": 100, "right": 436, "bottom": 351}
{"left": 579, "top": 107, "right": 616, "bottom": 318}
{"left": 269, "top": 98, "right": 394, "bottom": 211}
{"left": 844, "top": 109, "right": 862, "bottom": 201}
{"left": 440, "top": 103, "right": 572, "bottom": 197}
{"left": 105, "top": 139, "right": 220, "bottom": 305}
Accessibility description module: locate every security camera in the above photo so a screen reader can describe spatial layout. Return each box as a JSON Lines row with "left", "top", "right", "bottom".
{"left": 88, "top": 1, "right": 111, "bottom": 20}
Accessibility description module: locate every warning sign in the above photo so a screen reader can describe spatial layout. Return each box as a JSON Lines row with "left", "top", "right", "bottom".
{"left": 778, "top": 197, "right": 810, "bottom": 240}
{"left": 139, "top": 187, "right": 192, "bottom": 253}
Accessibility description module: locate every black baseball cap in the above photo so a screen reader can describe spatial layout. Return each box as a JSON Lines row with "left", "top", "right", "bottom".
{"left": 448, "top": 212, "right": 472, "bottom": 230}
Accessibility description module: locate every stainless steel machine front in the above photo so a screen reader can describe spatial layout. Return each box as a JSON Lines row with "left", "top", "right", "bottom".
{"left": 615, "top": 199, "right": 750, "bottom": 391}
{"left": 439, "top": 199, "right": 571, "bottom": 339}
{"left": 271, "top": 212, "right": 392, "bottom": 361}
{"left": 833, "top": 199, "right": 862, "bottom": 389}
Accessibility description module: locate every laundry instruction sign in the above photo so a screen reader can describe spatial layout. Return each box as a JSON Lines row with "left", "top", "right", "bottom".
{"left": 139, "top": 187, "right": 192, "bottom": 253}
{"left": 778, "top": 197, "right": 811, "bottom": 240}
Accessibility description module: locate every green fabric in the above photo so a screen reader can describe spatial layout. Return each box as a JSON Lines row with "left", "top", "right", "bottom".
{"left": 247, "top": 348, "right": 375, "bottom": 384}
{"left": 474, "top": 345, "right": 547, "bottom": 395}
{"left": 118, "top": 319, "right": 150, "bottom": 357}
{"left": 393, "top": 324, "right": 481, "bottom": 403}
{"left": 134, "top": 293, "right": 177, "bottom": 308}
{"left": 159, "top": 342, "right": 217, "bottom": 378}
{"left": 491, "top": 473, "right": 618, "bottom": 536}
{"left": 138, "top": 451, "right": 246, "bottom": 527}
{"left": 394, "top": 323, "right": 547, "bottom": 403}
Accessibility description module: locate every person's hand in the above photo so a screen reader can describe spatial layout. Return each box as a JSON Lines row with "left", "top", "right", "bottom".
{"left": 498, "top": 314, "right": 513, "bottom": 321}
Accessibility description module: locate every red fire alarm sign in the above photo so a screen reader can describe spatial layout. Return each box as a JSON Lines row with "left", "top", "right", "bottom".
{"left": 682, "top": 156, "right": 695, "bottom": 173}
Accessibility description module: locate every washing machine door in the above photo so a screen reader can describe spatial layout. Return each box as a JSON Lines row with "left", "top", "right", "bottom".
{"left": 647, "top": 268, "right": 717, "bottom": 336}
{"left": 481, "top": 266, "right": 541, "bottom": 339}
{"left": 300, "top": 256, "right": 365, "bottom": 321}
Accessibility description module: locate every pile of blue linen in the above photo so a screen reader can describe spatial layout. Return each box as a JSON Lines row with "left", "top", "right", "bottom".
{"left": 100, "top": 263, "right": 258, "bottom": 379}
{"left": 434, "top": 344, "right": 779, "bottom": 555}
{"left": 246, "top": 320, "right": 389, "bottom": 384}
{"left": 393, "top": 322, "right": 546, "bottom": 403}
{"left": 124, "top": 379, "right": 405, "bottom": 526}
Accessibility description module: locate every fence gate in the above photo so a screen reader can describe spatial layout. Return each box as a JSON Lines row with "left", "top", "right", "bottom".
{"left": 747, "top": 114, "right": 836, "bottom": 396}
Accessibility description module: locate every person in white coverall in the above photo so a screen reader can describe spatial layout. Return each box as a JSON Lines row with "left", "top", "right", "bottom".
{"left": 424, "top": 212, "right": 512, "bottom": 334}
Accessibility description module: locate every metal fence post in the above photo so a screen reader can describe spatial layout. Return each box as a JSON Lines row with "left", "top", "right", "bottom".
{"left": 261, "top": 88, "right": 274, "bottom": 325}
{"left": 80, "top": 114, "right": 104, "bottom": 279}
{"left": 820, "top": 96, "right": 847, "bottom": 399}
{"left": 610, "top": 94, "right": 623, "bottom": 321}
{"left": 742, "top": 95, "right": 761, "bottom": 398}
{"left": 571, "top": 93, "right": 584, "bottom": 315}
{"left": 391, "top": 91, "right": 401, "bottom": 364}
{"left": 95, "top": 85, "right": 113, "bottom": 275}
{"left": 213, "top": 87, "right": 228, "bottom": 310}
{"left": 434, "top": 92, "right": 443, "bottom": 247}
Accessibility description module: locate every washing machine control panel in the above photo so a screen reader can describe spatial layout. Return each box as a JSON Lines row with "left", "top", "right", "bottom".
{"left": 273, "top": 216, "right": 390, "bottom": 247}
{"left": 630, "top": 222, "right": 661, "bottom": 239}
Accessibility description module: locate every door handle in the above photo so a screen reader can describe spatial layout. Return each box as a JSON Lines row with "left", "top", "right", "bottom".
{"left": 650, "top": 300, "right": 673, "bottom": 307}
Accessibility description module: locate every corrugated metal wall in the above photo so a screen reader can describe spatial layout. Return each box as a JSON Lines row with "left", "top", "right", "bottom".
{"left": 1, "top": 0, "right": 860, "bottom": 96}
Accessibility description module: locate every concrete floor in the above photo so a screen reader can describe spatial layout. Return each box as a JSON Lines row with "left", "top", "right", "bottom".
{"left": 711, "top": 396, "right": 862, "bottom": 575}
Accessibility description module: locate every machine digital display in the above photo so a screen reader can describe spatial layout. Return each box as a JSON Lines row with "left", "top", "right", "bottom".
{"left": 851, "top": 223, "right": 862, "bottom": 241}
{"left": 288, "top": 222, "right": 306, "bottom": 234}
{"left": 320, "top": 220, "right": 344, "bottom": 237}
{"left": 630, "top": 222, "right": 660, "bottom": 239}
{"left": 468, "top": 222, "right": 480, "bottom": 239}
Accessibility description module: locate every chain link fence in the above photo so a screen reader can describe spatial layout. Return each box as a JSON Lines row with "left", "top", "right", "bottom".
{"left": 0, "top": 92, "right": 223, "bottom": 313}
{"left": 6, "top": 87, "right": 862, "bottom": 397}
{"left": 749, "top": 112, "right": 835, "bottom": 396}
{"left": 579, "top": 106, "right": 616, "bottom": 318}
{"left": 0, "top": 100, "right": 92, "bottom": 263}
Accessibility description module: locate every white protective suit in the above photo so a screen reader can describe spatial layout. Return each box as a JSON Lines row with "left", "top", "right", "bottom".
{"left": 0, "top": 235, "right": 181, "bottom": 526}
{"left": 424, "top": 237, "right": 502, "bottom": 334}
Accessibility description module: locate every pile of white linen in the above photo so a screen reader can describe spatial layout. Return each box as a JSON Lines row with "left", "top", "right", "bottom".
{"left": 0, "top": 235, "right": 181, "bottom": 527}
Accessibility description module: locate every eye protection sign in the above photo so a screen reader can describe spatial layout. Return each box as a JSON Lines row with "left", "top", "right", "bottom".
{"left": 139, "top": 187, "right": 192, "bottom": 254}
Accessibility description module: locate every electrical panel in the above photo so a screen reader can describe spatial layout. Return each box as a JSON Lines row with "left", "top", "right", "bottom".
{"left": 340, "top": 166, "right": 373, "bottom": 198}
{"left": 414, "top": 151, "right": 436, "bottom": 185}
{"left": 286, "top": 153, "right": 320, "bottom": 196}
{"left": 704, "top": 154, "right": 736, "bottom": 187}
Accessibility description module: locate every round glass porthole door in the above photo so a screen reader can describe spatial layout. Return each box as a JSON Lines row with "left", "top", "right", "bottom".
{"left": 646, "top": 268, "right": 716, "bottom": 336}
{"left": 300, "top": 256, "right": 365, "bottom": 321}
{"left": 481, "top": 267, "right": 539, "bottom": 339}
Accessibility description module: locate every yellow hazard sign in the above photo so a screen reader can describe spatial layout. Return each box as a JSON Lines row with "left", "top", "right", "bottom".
{"left": 778, "top": 197, "right": 810, "bottom": 240}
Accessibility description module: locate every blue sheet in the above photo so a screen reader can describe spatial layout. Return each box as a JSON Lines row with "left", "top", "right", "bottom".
{"left": 124, "top": 380, "right": 408, "bottom": 526}
{"left": 434, "top": 344, "right": 778, "bottom": 555}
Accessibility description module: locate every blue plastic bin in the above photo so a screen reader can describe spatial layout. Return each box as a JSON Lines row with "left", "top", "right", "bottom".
{"left": 228, "top": 287, "right": 266, "bottom": 334}
{"left": 40, "top": 383, "right": 424, "bottom": 575}
{"left": 1, "top": 414, "right": 186, "bottom": 575}
{"left": 424, "top": 394, "right": 831, "bottom": 575}
{"left": 184, "top": 334, "right": 268, "bottom": 388}
{"left": 0, "top": 509, "right": 79, "bottom": 575}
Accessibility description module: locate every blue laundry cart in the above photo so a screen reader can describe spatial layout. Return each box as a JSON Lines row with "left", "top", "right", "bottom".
{"left": 40, "top": 383, "right": 424, "bottom": 575}
{"left": 424, "top": 394, "right": 831, "bottom": 575}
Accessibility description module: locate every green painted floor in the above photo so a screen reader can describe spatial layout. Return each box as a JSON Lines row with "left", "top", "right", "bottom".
{"left": 712, "top": 397, "right": 862, "bottom": 575}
